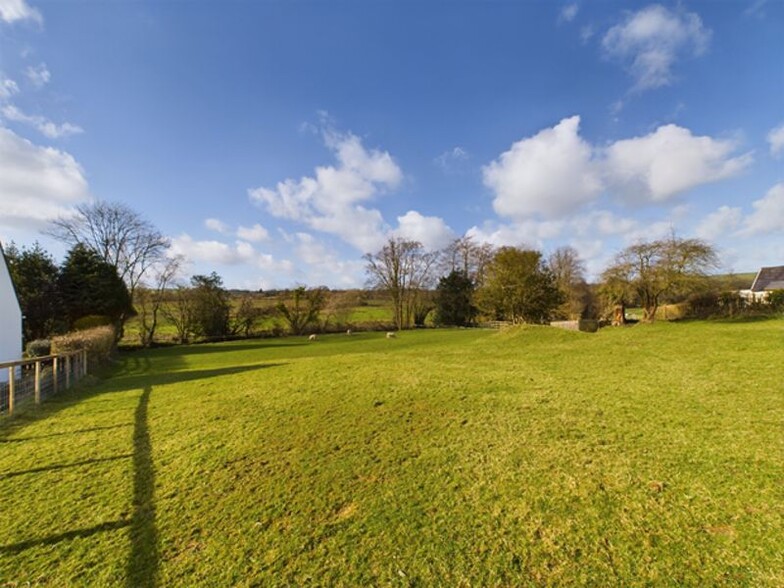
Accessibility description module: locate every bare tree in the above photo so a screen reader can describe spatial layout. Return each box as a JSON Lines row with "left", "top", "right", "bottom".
{"left": 135, "top": 256, "right": 182, "bottom": 347}
{"left": 601, "top": 236, "right": 718, "bottom": 322}
{"left": 364, "top": 238, "right": 438, "bottom": 330}
{"left": 443, "top": 236, "right": 494, "bottom": 284}
{"left": 277, "top": 286, "right": 328, "bottom": 335}
{"left": 161, "top": 285, "right": 196, "bottom": 343}
{"left": 548, "top": 246, "right": 592, "bottom": 319}
{"left": 48, "top": 200, "right": 170, "bottom": 301}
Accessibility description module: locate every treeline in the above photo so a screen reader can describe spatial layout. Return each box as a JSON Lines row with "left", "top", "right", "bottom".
{"left": 6, "top": 200, "right": 781, "bottom": 353}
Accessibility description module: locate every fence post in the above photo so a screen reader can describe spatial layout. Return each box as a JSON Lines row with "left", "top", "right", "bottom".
{"left": 53, "top": 356, "right": 59, "bottom": 395}
{"left": 66, "top": 355, "right": 71, "bottom": 389}
{"left": 35, "top": 360, "right": 41, "bottom": 404}
{"left": 8, "top": 366, "right": 14, "bottom": 415}
{"left": 82, "top": 349, "right": 88, "bottom": 376}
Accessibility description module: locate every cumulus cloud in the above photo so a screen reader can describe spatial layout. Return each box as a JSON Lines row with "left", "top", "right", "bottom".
{"left": 204, "top": 218, "right": 230, "bottom": 234}
{"left": 466, "top": 219, "right": 563, "bottom": 249}
{"left": 483, "top": 117, "right": 750, "bottom": 222}
{"left": 236, "top": 223, "right": 269, "bottom": 242}
{"left": 393, "top": 210, "right": 455, "bottom": 251}
{"left": 25, "top": 63, "right": 50, "bottom": 88}
{"left": 604, "top": 124, "right": 752, "bottom": 202}
{"left": 0, "top": 125, "right": 89, "bottom": 229}
{"left": 293, "top": 232, "right": 365, "bottom": 287}
{"left": 559, "top": 3, "right": 579, "bottom": 23}
{"left": 602, "top": 4, "right": 711, "bottom": 91}
{"left": 695, "top": 205, "right": 742, "bottom": 240}
{"left": 1, "top": 104, "right": 83, "bottom": 139}
{"left": 170, "top": 234, "right": 293, "bottom": 274}
{"left": 0, "top": 0, "right": 42, "bottom": 24}
{"left": 767, "top": 124, "right": 784, "bottom": 158}
{"left": 249, "top": 126, "right": 402, "bottom": 252}
{"left": 0, "top": 77, "right": 20, "bottom": 99}
{"left": 743, "top": 183, "right": 784, "bottom": 235}
{"left": 483, "top": 116, "right": 602, "bottom": 219}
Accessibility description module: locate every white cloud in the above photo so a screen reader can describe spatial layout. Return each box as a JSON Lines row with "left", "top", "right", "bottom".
{"left": 559, "top": 3, "right": 579, "bottom": 23}
{"left": 434, "top": 146, "right": 469, "bottom": 172}
{"left": 0, "top": 0, "right": 42, "bottom": 24}
{"left": 604, "top": 124, "right": 751, "bottom": 203}
{"left": 25, "top": 63, "right": 50, "bottom": 88}
{"left": 169, "top": 234, "right": 293, "bottom": 274}
{"left": 0, "top": 77, "right": 20, "bottom": 99}
{"left": 0, "top": 125, "right": 89, "bottom": 229}
{"left": 466, "top": 219, "right": 563, "bottom": 249}
{"left": 393, "top": 210, "right": 455, "bottom": 251}
{"left": 249, "top": 126, "right": 402, "bottom": 252}
{"left": 580, "top": 24, "right": 595, "bottom": 43}
{"left": 1, "top": 104, "right": 83, "bottom": 139}
{"left": 767, "top": 124, "right": 784, "bottom": 158}
{"left": 483, "top": 116, "right": 602, "bottom": 220}
{"left": 483, "top": 117, "right": 753, "bottom": 225}
{"left": 602, "top": 4, "right": 711, "bottom": 91}
{"left": 743, "top": 183, "right": 784, "bottom": 235}
{"left": 204, "top": 217, "right": 230, "bottom": 234}
{"left": 572, "top": 210, "right": 639, "bottom": 237}
{"left": 236, "top": 223, "right": 269, "bottom": 242}
{"left": 293, "top": 232, "right": 365, "bottom": 287}
{"left": 695, "top": 205, "right": 742, "bottom": 240}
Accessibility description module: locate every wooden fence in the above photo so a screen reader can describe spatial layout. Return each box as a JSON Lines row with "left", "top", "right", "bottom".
{"left": 0, "top": 350, "right": 87, "bottom": 416}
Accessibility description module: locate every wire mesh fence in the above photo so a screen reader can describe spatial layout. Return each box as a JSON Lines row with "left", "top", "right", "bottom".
{"left": 0, "top": 350, "right": 87, "bottom": 415}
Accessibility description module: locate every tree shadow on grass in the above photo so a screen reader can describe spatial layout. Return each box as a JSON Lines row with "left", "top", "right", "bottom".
{"left": 103, "top": 362, "right": 285, "bottom": 394}
{"left": 127, "top": 384, "right": 156, "bottom": 588}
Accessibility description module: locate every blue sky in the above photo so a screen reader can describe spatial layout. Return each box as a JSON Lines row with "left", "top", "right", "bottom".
{"left": 1, "top": 0, "right": 782, "bottom": 289}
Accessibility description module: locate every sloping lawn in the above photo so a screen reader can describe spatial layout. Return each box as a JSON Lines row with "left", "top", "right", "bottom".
{"left": 1, "top": 321, "right": 782, "bottom": 585}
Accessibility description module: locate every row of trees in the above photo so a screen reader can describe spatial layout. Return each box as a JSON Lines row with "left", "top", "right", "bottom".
{"left": 365, "top": 233, "right": 725, "bottom": 329}
{"left": 365, "top": 237, "right": 586, "bottom": 329}
{"left": 6, "top": 242, "right": 133, "bottom": 341}
{"left": 4, "top": 198, "right": 748, "bottom": 348}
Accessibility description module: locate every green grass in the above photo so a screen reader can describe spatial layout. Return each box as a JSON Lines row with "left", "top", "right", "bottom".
{"left": 2, "top": 320, "right": 783, "bottom": 585}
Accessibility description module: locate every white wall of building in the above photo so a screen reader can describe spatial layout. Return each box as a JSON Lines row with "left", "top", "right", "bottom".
{"left": 0, "top": 248, "right": 23, "bottom": 381}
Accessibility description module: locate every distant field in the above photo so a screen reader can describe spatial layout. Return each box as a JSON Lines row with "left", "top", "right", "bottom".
{"left": 121, "top": 291, "right": 395, "bottom": 345}
{"left": 2, "top": 320, "right": 783, "bottom": 585}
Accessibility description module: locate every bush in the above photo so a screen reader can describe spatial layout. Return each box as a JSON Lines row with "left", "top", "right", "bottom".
{"left": 25, "top": 339, "right": 51, "bottom": 358}
{"left": 769, "top": 289, "right": 784, "bottom": 312}
{"left": 73, "top": 315, "right": 112, "bottom": 330}
{"left": 52, "top": 325, "right": 116, "bottom": 365}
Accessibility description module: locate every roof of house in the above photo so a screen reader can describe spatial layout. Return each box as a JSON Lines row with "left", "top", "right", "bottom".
{"left": 750, "top": 265, "right": 784, "bottom": 291}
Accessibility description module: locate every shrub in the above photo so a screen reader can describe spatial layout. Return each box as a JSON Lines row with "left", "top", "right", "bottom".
{"left": 25, "top": 339, "right": 51, "bottom": 358}
{"left": 768, "top": 289, "right": 784, "bottom": 312}
{"left": 52, "top": 325, "right": 116, "bottom": 366}
{"left": 73, "top": 315, "right": 112, "bottom": 330}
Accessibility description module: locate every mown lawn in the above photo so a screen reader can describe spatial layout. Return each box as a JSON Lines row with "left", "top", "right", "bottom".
{"left": 1, "top": 320, "right": 782, "bottom": 585}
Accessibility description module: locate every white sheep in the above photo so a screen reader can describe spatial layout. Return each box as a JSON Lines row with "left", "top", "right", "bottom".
{"left": 346, "top": 329, "right": 352, "bottom": 336}
{"left": 308, "top": 334, "right": 317, "bottom": 341}
{"left": 386, "top": 332, "right": 396, "bottom": 339}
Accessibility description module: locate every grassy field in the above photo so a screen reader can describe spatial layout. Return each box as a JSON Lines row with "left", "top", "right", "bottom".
{"left": 1, "top": 320, "right": 783, "bottom": 585}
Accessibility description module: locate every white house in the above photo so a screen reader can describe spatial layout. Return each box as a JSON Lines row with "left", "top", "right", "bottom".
{"left": 0, "top": 242, "right": 23, "bottom": 381}
{"left": 739, "top": 265, "right": 784, "bottom": 303}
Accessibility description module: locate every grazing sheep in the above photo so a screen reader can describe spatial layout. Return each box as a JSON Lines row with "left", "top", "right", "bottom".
{"left": 386, "top": 332, "right": 396, "bottom": 339}
{"left": 346, "top": 329, "right": 352, "bottom": 336}
{"left": 308, "top": 334, "right": 317, "bottom": 341}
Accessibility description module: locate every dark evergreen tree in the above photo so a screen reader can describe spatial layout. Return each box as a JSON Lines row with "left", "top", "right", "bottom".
{"left": 190, "top": 272, "right": 231, "bottom": 338}
{"left": 58, "top": 244, "right": 132, "bottom": 328}
{"left": 4, "top": 242, "right": 62, "bottom": 341}
{"left": 434, "top": 270, "right": 476, "bottom": 327}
